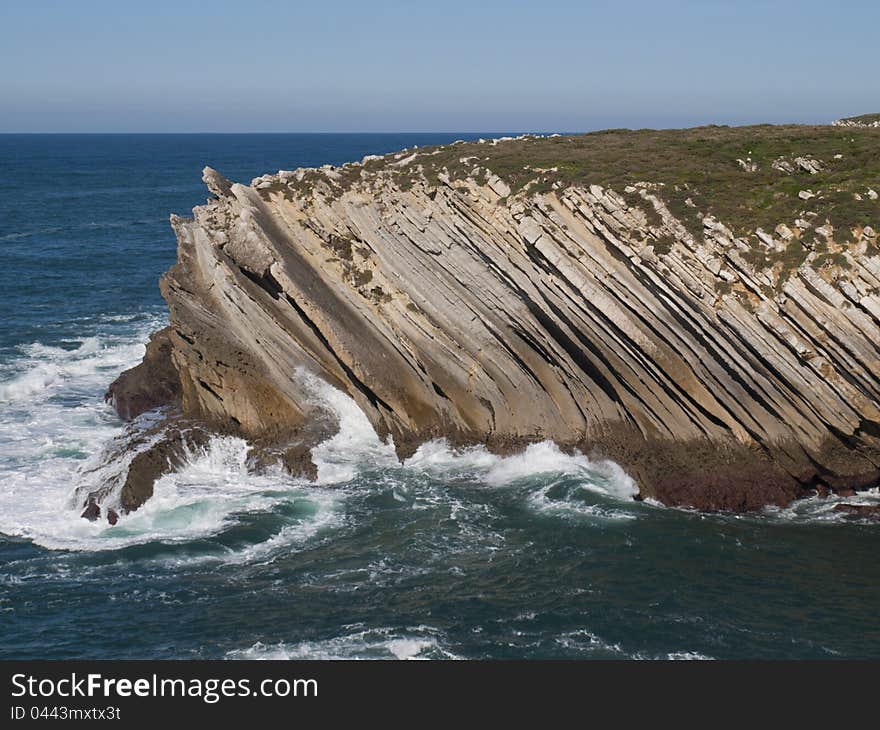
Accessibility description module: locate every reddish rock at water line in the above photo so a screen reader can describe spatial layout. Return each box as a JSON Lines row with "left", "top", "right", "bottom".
{"left": 833, "top": 503, "right": 880, "bottom": 520}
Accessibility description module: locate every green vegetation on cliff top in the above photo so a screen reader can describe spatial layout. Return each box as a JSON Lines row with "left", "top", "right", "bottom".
{"left": 268, "top": 123, "right": 880, "bottom": 249}
{"left": 412, "top": 125, "right": 880, "bottom": 242}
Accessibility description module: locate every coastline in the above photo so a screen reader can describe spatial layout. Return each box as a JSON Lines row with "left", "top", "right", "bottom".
{"left": 96, "top": 126, "right": 880, "bottom": 519}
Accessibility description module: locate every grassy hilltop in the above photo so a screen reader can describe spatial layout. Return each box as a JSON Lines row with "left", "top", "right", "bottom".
{"left": 263, "top": 119, "right": 880, "bottom": 287}
{"left": 409, "top": 124, "right": 879, "bottom": 242}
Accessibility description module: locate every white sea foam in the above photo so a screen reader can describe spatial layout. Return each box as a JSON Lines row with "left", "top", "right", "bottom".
{"left": 487, "top": 442, "right": 637, "bottom": 500}
{"left": 762, "top": 487, "right": 880, "bottom": 523}
{"left": 0, "top": 312, "right": 642, "bottom": 556}
{"left": 555, "top": 629, "right": 629, "bottom": 656}
{"left": 0, "top": 318, "right": 342, "bottom": 556}
{"left": 555, "top": 630, "right": 714, "bottom": 659}
{"left": 83, "top": 435, "right": 342, "bottom": 556}
{"left": 404, "top": 439, "right": 635, "bottom": 493}
{"left": 0, "top": 335, "right": 141, "bottom": 404}
{"left": 226, "top": 626, "right": 460, "bottom": 660}
{"left": 0, "top": 317, "right": 161, "bottom": 547}
{"left": 403, "top": 438, "right": 639, "bottom": 522}
{"left": 297, "top": 382, "right": 632, "bottom": 499}
{"left": 528, "top": 486, "right": 638, "bottom": 521}
{"left": 295, "top": 375, "right": 640, "bottom": 520}
{"left": 297, "top": 369, "right": 398, "bottom": 484}
{"left": 404, "top": 439, "right": 501, "bottom": 474}
{"left": 1, "top": 429, "right": 343, "bottom": 555}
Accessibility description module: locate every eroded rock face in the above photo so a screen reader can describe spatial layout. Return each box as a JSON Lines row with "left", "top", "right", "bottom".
{"left": 105, "top": 140, "right": 880, "bottom": 514}
{"left": 106, "top": 327, "right": 180, "bottom": 420}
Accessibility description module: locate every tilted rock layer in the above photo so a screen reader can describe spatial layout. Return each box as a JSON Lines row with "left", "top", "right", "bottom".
{"left": 105, "top": 126, "right": 880, "bottom": 514}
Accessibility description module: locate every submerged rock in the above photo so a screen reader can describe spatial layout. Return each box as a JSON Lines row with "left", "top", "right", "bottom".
{"left": 78, "top": 419, "right": 212, "bottom": 522}
{"left": 833, "top": 503, "right": 880, "bottom": 520}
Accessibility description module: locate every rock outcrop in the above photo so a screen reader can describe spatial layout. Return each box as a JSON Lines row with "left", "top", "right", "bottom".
{"left": 833, "top": 503, "right": 880, "bottom": 520}
{"left": 95, "top": 125, "right": 880, "bottom": 518}
{"left": 106, "top": 327, "right": 181, "bottom": 420}
{"left": 834, "top": 115, "right": 880, "bottom": 129}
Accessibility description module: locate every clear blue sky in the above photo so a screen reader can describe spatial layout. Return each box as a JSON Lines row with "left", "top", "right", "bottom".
{"left": 1, "top": 0, "right": 877, "bottom": 132}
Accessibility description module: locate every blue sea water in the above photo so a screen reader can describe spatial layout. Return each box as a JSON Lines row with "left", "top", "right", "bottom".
{"left": 0, "top": 133, "right": 879, "bottom": 660}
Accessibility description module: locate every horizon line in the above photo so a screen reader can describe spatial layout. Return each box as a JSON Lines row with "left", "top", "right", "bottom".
{"left": 0, "top": 120, "right": 839, "bottom": 135}
{"left": 0, "top": 130, "right": 546, "bottom": 136}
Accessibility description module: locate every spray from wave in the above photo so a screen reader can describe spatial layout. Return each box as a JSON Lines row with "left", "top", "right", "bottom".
{"left": 0, "top": 314, "right": 644, "bottom": 560}
{"left": 297, "top": 369, "right": 399, "bottom": 483}
{"left": 0, "top": 314, "right": 165, "bottom": 546}
{"left": 2, "top": 309, "right": 869, "bottom": 562}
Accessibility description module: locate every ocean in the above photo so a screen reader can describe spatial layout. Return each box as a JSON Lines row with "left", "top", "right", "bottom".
{"left": 0, "top": 133, "right": 878, "bottom": 660}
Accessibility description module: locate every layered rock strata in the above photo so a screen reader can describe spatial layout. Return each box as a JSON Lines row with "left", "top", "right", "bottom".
{"left": 94, "top": 132, "right": 880, "bottom": 518}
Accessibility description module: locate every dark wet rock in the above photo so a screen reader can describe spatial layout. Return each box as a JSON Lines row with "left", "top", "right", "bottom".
{"left": 280, "top": 444, "right": 319, "bottom": 481}
{"left": 820, "top": 470, "right": 880, "bottom": 495}
{"left": 648, "top": 462, "right": 802, "bottom": 512}
{"left": 248, "top": 420, "right": 339, "bottom": 481}
{"left": 813, "top": 484, "right": 831, "bottom": 498}
{"left": 583, "top": 430, "right": 806, "bottom": 512}
{"left": 78, "top": 419, "right": 211, "bottom": 521}
{"left": 105, "top": 327, "right": 181, "bottom": 420}
{"left": 245, "top": 413, "right": 334, "bottom": 482}
{"left": 80, "top": 498, "right": 101, "bottom": 521}
{"left": 118, "top": 427, "right": 210, "bottom": 513}
{"left": 833, "top": 503, "right": 880, "bottom": 520}
{"left": 246, "top": 441, "right": 319, "bottom": 481}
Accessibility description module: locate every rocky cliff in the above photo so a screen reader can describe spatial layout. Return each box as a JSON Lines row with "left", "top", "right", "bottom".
{"left": 93, "top": 124, "right": 880, "bottom": 520}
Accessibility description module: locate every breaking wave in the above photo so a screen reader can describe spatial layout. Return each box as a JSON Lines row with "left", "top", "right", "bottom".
{"left": 0, "top": 315, "right": 164, "bottom": 547}
{"left": 762, "top": 487, "right": 880, "bottom": 524}
{"left": 0, "top": 316, "right": 338, "bottom": 555}
{"left": 227, "top": 627, "right": 461, "bottom": 660}
{"left": 2, "top": 307, "right": 872, "bottom": 567}
{"left": 0, "top": 318, "right": 638, "bottom": 559}
{"left": 1, "top": 309, "right": 876, "bottom": 660}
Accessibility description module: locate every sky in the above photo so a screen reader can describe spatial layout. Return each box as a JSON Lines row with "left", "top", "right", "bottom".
{"left": 1, "top": 0, "right": 877, "bottom": 132}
